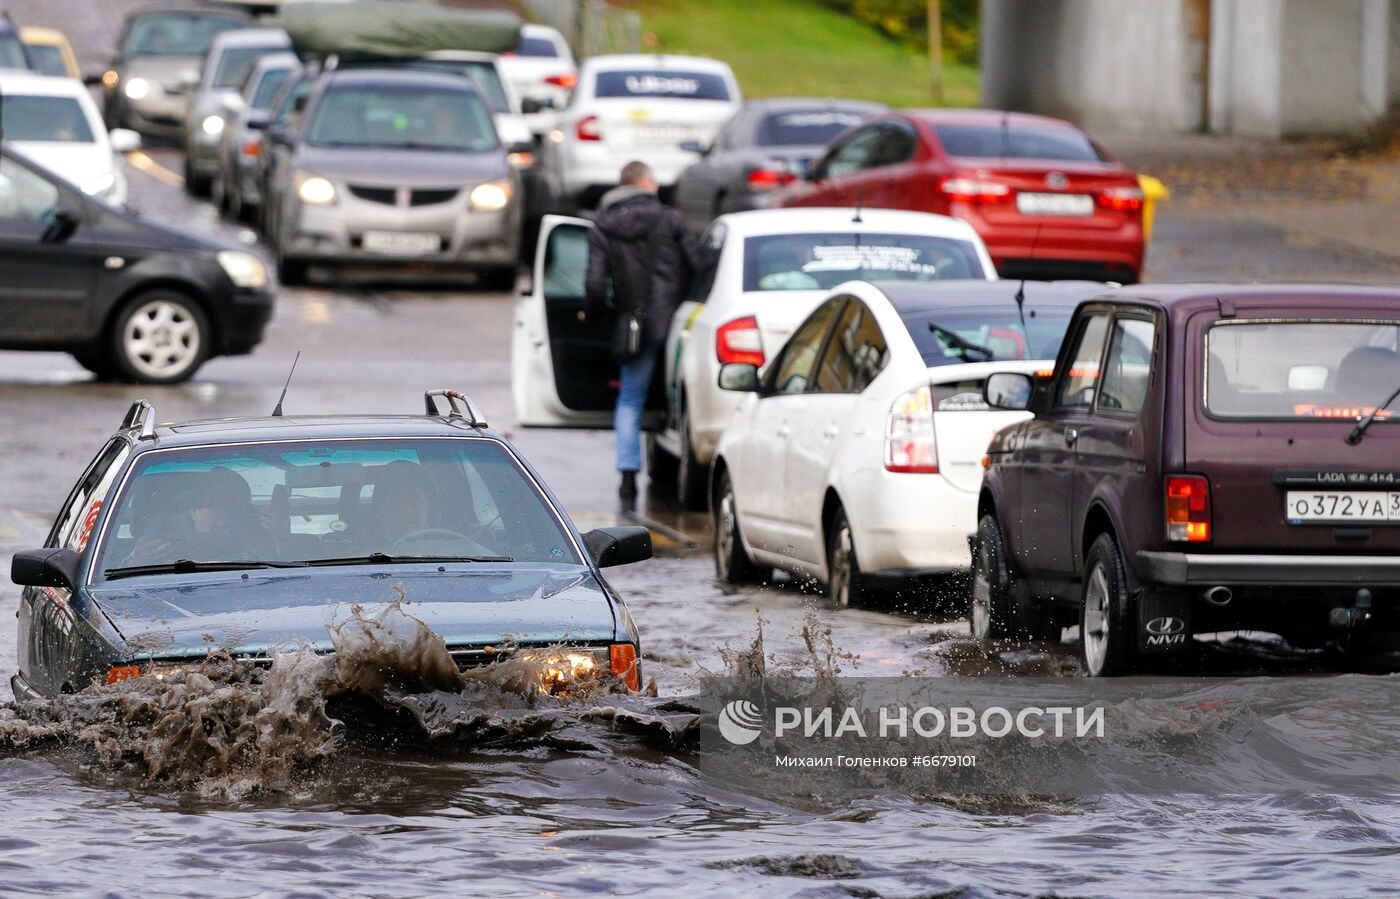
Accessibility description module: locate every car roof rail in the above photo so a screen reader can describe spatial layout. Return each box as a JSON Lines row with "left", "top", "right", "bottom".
{"left": 119, "top": 400, "right": 158, "bottom": 440}
{"left": 424, "top": 389, "right": 487, "bottom": 428}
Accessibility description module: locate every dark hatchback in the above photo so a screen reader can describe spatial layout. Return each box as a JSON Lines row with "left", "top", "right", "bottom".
{"left": 975, "top": 285, "right": 1400, "bottom": 674}
{"left": 0, "top": 145, "right": 273, "bottom": 382}
{"left": 10, "top": 394, "right": 651, "bottom": 701}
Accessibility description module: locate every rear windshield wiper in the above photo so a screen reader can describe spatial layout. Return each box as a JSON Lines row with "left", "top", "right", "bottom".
{"left": 929, "top": 323, "right": 994, "bottom": 361}
{"left": 303, "top": 553, "right": 514, "bottom": 567}
{"left": 1346, "top": 383, "right": 1400, "bottom": 445}
{"left": 104, "top": 560, "right": 310, "bottom": 580}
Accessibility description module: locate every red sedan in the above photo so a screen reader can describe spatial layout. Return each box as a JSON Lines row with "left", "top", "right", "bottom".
{"left": 774, "top": 109, "right": 1146, "bottom": 283}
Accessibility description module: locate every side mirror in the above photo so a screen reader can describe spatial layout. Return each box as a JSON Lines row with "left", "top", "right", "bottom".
{"left": 11, "top": 548, "right": 82, "bottom": 590}
{"left": 717, "top": 362, "right": 760, "bottom": 392}
{"left": 41, "top": 205, "right": 81, "bottom": 244}
{"left": 83, "top": 71, "right": 105, "bottom": 87}
{"left": 984, "top": 372, "right": 1035, "bottom": 411}
{"left": 581, "top": 526, "right": 653, "bottom": 568}
{"left": 108, "top": 128, "right": 141, "bottom": 153}
{"left": 679, "top": 139, "right": 706, "bottom": 155}
{"left": 245, "top": 111, "right": 271, "bottom": 131}
{"left": 520, "top": 97, "right": 545, "bottom": 114}
{"left": 268, "top": 123, "right": 293, "bottom": 147}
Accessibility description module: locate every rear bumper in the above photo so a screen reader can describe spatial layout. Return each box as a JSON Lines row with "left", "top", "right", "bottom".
{"left": 1138, "top": 551, "right": 1400, "bottom": 587}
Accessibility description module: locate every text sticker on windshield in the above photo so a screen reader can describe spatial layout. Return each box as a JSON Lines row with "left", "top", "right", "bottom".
{"left": 806, "top": 245, "right": 940, "bottom": 275}
{"left": 626, "top": 75, "right": 699, "bottom": 95}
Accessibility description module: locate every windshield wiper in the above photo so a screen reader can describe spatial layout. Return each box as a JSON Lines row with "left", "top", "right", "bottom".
{"left": 1346, "top": 383, "right": 1400, "bottom": 445}
{"left": 103, "top": 559, "right": 310, "bottom": 580}
{"left": 928, "top": 323, "right": 994, "bottom": 361}
{"left": 304, "top": 553, "right": 514, "bottom": 567}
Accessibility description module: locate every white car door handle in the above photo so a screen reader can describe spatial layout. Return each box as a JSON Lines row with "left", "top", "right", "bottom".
{"left": 822, "top": 424, "right": 839, "bottom": 440}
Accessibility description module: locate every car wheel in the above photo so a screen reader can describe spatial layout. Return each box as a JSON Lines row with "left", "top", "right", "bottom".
{"left": 183, "top": 157, "right": 210, "bottom": 198}
{"left": 714, "top": 468, "right": 765, "bottom": 584}
{"left": 969, "top": 514, "right": 1054, "bottom": 640}
{"left": 108, "top": 291, "right": 210, "bottom": 384}
{"left": 827, "top": 507, "right": 863, "bottom": 608}
{"left": 646, "top": 434, "right": 678, "bottom": 495}
{"left": 1080, "top": 533, "right": 1138, "bottom": 676}
{"left": 676, "top": 409, "right": 709, "bottom": 512}
{"left": 478, "top": 266, "right": 518, "bottom": 293}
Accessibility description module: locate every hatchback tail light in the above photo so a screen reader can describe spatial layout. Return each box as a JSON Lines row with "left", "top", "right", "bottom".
{"left": 575, "top": 114, "right": 602, "bottom": 142}
{"left": 885, "top": 386, "right": 938, "bottom": 473}
{"left": 1098, "top": 185, "right": 1145, "bottom": 213}
{"left": 716, "top": 315, "right": 764, "bottom": 366}
{"left": 546, "top": 72, "right": 579, "bottom": 89}
{"left": 746, "top": 167, "right": 796, "bottom": 191}
{"left": 1166, "top": 475, "right": 1211, "bottom": 542}
{"left": 939, "top": 175, "right": 1012, "bottom": 205}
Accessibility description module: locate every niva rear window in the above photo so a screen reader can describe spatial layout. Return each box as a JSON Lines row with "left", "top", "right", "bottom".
{"left": 1206, "top": 320, "right": 1400, "bottom": 420}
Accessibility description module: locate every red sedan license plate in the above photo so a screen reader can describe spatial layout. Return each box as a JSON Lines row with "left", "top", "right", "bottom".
{"left": 1016, "top": 192, "right": 1093, "bottom": 216}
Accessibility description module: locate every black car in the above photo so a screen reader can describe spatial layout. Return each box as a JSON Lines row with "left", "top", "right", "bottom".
{"left": 671, "top": 97, "right": 884, "bottom": 234}
{"left": 0, "top": 145, "right": 273, "bottom": 383}
{"left": 10, "top": 392, "right": 651, "bottom": 701}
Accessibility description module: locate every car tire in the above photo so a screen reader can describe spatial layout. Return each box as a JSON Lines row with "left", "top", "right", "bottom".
{"left": 183, "top": 157, "right": 210, "bottom": 198}
{"left": 969, "top": 514, "right": 1055, "bottom": 641}
{"left": 1080, "top": 533, "right": 1139, "bottom": 676}
{"left": 827, "top": 506, "right": 864, "bottom": 608}
{"left": 108, "top": 291, "right": 210, "bottom": 384}
{"left": 714, "top": 468, "right": 766, "bottom": 585}
{"left": 646, "top": 434, "right": 678, "bottom": 495}
{"left": 676, "top": 409, "right": 709, "bottom": 512}
{"left": 478, "top": 266, "right": 518, "bottom": 293}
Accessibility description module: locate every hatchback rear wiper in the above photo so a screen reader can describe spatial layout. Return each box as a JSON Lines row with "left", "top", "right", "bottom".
{"left": 104, "top": 559, "right": 310, "bottom": 580}
{"left": 929, "top": 323, "right": 994, "bottom": 361}
{"left": 303, "top": 553, "right": 514, "bottom": 567}
{"left": 1346, "top": 383, "right": 1400, "bottom": 445}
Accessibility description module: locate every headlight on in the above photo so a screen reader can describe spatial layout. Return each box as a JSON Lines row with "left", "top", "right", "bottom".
{"left": 82, "top": 171, "right": 117, "bottom": 197}
{"left": 201, "top": 114, "right": 224, "bottom": 136}
{"left": 295, "top": 173, "right": 336, "bottom": 205}
{"left": 533, "top": 649, "right": 605, "bottom": 694}
{"left": 469, "top": 180, "right": 512, "bottom": 211}
{"left": 217, "top": 250, "right": 269, "bottom": 289}
{"left": 124, "top": 77, "right": 150, "bottom": 100}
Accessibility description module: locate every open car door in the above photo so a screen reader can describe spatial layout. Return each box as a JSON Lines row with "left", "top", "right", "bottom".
{"left": 512, "top": 215, "right": 617, "bottom": 427}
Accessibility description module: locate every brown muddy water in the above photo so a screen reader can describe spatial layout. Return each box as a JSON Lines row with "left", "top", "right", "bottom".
{"left": 3, "top": 557, "right": 1399, "bottom": 897}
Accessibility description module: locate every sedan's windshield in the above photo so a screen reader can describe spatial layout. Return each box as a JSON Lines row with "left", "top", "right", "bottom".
{"left": 26, "top": 44, "right": 66, "bottom": 76}
{"left": 213, "top": 46, "right": 281, "bottom": 90}
{"left": 306, "top": 85, "right": 498, "bottom": 152}
{"left": 0, "top": 96, "right": 95, "bottom": 143}
{"left": 1206, "top": 320, "right": 1400, "bottom": 420}
{"left": 94, "top": 439, "right": 580, "bottom": 579}
{"left": 901, "top": 306, "right": 1076, "bottom": 367}
{"left": 0, "top": 31, "right": 28, "bottom": 70}
{"left": 123, "top": 14, "right": 244, "bottom": 58}
{"left": 743, "top": 233, "right": 985, "bottom": 291}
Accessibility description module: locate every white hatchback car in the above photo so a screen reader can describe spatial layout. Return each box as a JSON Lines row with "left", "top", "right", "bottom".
{"left": 497, "top": 24, "right": 577, "bottom": 135}
{"left": 542, "top": 54, "right": 740, "bottom": 208}
{"left": 511, "top": 209, "right": 996, "bottom": 510}
{"left": 0, "top": 71, "right": 140, "bottom": 204}
{"left": 710, "top": 279, "right": 1107, "bottom": 605}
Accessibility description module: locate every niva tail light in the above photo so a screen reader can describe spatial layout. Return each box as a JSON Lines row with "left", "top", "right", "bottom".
{"left": 1166, "top": 475, "right": 1211, "bottom": 542}
{"left": 885, "top": 386, "right": 938, "bottom": 473}
{"left": 716, "top": 315, "right": 764, "bottom": 366}
{"left": 575, "top": 114, "right": 602, "bottom": 142}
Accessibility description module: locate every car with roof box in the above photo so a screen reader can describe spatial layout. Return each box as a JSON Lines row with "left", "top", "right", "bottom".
{"left": 10, "top": 391, "right": 651, "bottom": 702}
{"left": 975, "top": 284, "right": 1400, "bottom": 675}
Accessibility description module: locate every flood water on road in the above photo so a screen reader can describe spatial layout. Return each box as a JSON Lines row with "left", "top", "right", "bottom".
{"left": 3, "top": 557, "right": 1399, "bottom": 897}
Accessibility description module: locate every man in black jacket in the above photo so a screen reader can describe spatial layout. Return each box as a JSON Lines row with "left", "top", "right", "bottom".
{"left": 585, "top": 161, "right": 702, "bottom": 504}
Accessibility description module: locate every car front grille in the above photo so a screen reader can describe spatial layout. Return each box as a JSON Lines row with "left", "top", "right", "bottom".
{"left": 347, "top": 185, "right": 461, "bottom": 207}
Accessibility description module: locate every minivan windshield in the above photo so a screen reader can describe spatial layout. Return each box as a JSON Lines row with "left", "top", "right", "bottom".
{"left": 1206, "top": 320, "right": 1400, "bottom": 420}
{"left": 306, "top": 84, "right": 498, "bottom": 152}
{"left": 94, "top": 439, "right": 580, "bottom": 579}
{"left": 123, "top": 14, "right": 244, "bottom": 58}
{"left": 901, "top": 306, "right": 1077, "bottom": 367}
{"left": 743, "top": 233, "right": 986, "bottom": 291}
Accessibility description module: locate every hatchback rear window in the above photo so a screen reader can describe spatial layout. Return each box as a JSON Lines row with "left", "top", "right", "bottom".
{"left": 743, "top": 233, "right": 985, "bottom": 292}
{"left": 933, "top": 123, "right": 1107, "bottom": 162}
{"left": 1206, "top": 320, "right": 1400, "bottom": 420}
{"left": 0, "top": 96, "right": 94, "bottom": 143}
{"left": 756, "top": 110, "right": 866, "bottom": 147}
{"left": 594, "top": 70, "right": 730, "bottom": 101}
{"left": 516, "top": 35, "right": 561, "bottom": 58}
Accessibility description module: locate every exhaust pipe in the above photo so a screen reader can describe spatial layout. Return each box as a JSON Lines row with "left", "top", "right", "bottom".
{"left": 1203, "top": 585, "right": 1233, "bottom": 606}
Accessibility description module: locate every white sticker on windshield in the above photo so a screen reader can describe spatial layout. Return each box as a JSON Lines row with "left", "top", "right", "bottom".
{"left": 804, "top": 245, "right": 941, "bottom": 275}
{"left": 777, "top": 112, "right": 863, "bottom": 127}
{"left": 626, "top": 74, "right": 699, "bottom": 95}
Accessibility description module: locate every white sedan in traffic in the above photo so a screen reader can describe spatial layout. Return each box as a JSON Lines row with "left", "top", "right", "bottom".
{"left": 511, "top": 208, "right": 996, "bottom": 512}
{"left": 0, "top": 71, "right": 140, "bottom": 204}
{"left": 541, "top": 54, "right": 740, "bottom": 208}
{"left": 710, "top": 279, "right": 1107, "bottom": 605}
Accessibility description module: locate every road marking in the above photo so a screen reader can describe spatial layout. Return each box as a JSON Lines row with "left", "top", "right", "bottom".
{"left": 127, "top": 150, "right": 184, "bottom": 188}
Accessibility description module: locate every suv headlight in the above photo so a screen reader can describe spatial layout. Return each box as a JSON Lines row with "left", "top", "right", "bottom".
{"left": 295, "top": 172, "right": 336, "bottom": 205}
{"left": 217, "top": 250, "right": 269, "bottom": 289}
{"left": 469, "top": 179, "right": 512, "bottom": 211}
{"left": 201, "top": 114, "right": 224, "bottom": 136}
{"left": 124, "top": 77, "right": 151, "bottom": 100}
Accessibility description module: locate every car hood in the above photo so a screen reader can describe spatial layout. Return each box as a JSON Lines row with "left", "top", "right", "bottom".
{"left": 121, "top": 55, "right": 201, "bottom": 88}
{"left": 8, "top": 142, "right": 113, "bottom": 189}
{"left": 296, "top": 144, "right": 509, "bottom": 186}
{"left": 88, "top": 564, "right": 618, "bottom": 660}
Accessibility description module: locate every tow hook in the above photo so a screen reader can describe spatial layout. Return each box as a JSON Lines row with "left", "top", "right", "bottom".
{"left": 1329, "top": 588, "right": 1374, "bottom": 635}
